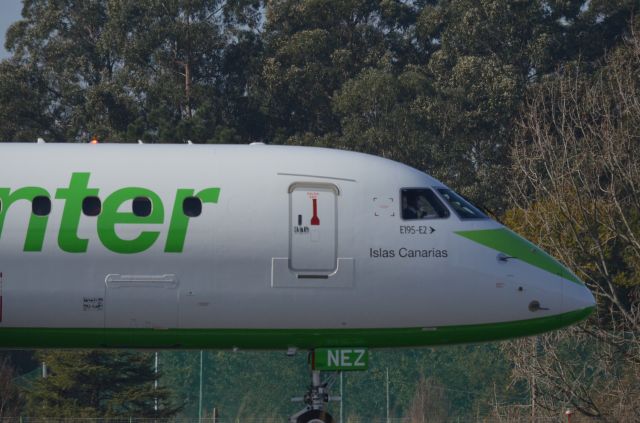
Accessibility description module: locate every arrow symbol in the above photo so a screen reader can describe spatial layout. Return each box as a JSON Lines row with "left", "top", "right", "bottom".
{"left": 429, "top": 227, "right": 435, "bottom": 234}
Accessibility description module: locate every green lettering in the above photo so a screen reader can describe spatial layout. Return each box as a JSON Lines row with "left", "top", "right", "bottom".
{"left": 55, "top": 172, "right": 99, "bottom": 253}
{"left": 165, "top": 187, "right": 220, "bottom": 253}
{"left": 0, "top": 187, "right": 51, "bottom": 252}
{"left": 0, "top": 176, "right": 221, "bottom": 254}
{"left": 98, "top": 188, "right": 164, "bottom": 254}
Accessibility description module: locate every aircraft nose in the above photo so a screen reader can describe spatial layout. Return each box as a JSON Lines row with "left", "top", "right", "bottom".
{"left": 455, "top": 227, "right": 596, "bottom": 322}
{"left": 564, "top": 277, "right": 596, "bottom": 312}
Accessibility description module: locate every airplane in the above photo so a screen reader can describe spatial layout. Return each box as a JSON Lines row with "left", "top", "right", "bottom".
{"left": 0, "top": 142, "right": 595, "bottom": 423}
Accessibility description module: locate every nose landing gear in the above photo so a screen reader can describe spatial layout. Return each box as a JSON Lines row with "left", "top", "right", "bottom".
{"left": 289, "top": 353, "right": 340, "bottom": 423}
{"left": 292, "top": 408, "right": 335, "bottom": 423}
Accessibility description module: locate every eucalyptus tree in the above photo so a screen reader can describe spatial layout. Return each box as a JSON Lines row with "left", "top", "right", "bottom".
{"left": 5, "top": 0, "right": 122, "bottom": 141}
{"left": 257, "top": 0, "right": 421, "bottom": 142}
{"left": 3, "top": 0, "right": 263, "bottom": 143}
{"left": 104, "top": 0, "right": 263, "bottom": 143}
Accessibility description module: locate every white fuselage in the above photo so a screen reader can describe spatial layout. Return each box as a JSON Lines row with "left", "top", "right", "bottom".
{"left": 0, "top": 144, "right": 594, "bottom": 349}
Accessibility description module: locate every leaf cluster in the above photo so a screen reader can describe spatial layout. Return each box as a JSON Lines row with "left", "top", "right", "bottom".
{"left": 24, "top": 350, "right": 180, "bottom": 418}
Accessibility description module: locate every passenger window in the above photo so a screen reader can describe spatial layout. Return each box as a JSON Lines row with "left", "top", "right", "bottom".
{"left": 32, "top": 196, "right": 51, "bottom": 216}
{"left": 82, "top": 196, "right": 102, "bottom": 216}
{"left": 401, "top": 189, "right": 449, "bottom": 220}
{"left": 183, "top": 197, "right": 202, "bottom": 217}
{"left": 436, "top": 188, "right": 487, "bottom": 219}
{"left": 132, "top": 197, "right": 152, "bottom": 217}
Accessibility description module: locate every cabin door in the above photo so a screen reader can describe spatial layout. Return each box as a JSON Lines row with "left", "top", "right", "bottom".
{"left": 289, "top": 184, "right": 338, "bottom": 273}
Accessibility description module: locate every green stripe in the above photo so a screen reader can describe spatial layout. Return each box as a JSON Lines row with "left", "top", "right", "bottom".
{"left": 456, "top": 229, "right": 582, "bottom": 285}
{"left": 0, "top": 307, "right": 593, "bottom": 349}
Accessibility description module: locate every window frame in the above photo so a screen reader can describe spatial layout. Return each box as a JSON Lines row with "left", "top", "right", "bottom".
{"left": 182, "top": 196, "right": 202, "bottom": 217}
{"left": 399, "top": 187, "right": 451, "bottom": 221}
{"left": 32, "top": 196, "right": 52, "bottom": 216}
{"left": 434, "top": 187, "right": 488, "bottom": 220}
{"left": 132, "top": 196, "right": 153, "bottom": 217}
{"left": 82, "top": 196, "right": 102, "bottom": 217}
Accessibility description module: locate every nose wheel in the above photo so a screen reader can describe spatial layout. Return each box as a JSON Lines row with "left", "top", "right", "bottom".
{"left": 294, "top": 409, "right": 335, "bottom": 423}
{"left": 289, "top": 352, "right": 339, "bottom": 423}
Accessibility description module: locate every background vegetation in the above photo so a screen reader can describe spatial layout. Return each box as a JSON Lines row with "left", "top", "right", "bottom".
{"left": 0, "top": 0, "right": 638, "bottom": 421}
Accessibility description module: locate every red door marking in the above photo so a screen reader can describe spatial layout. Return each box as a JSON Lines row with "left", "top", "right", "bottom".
{"left": 311, "top": 198, "right": 320, "bottom": 226}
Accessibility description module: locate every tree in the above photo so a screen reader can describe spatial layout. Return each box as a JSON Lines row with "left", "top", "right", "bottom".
{"left": 2, "top": 0, "right": 263, "bottom": 143}
{"left": 5, "top": 0, "right": 124, "bottom": 142}
{"left": 412, "top": 0, "right": 637, "bottom": 212}
{"left": 0, "top": 357, "right": 23, "bottom": 418}
{"left": 25, "top": 350, "right": 180, "bottom": 418}
{"left": 330, "top": 66, "right": 434, "bottom": 169}
{"left": 503, "top": 22, "right": 640, "bottom": 421}
{"left": 0, "top": 60, "right": 55, "bottom": 142}
{"left": 103, "top": 0, "right": 263, "bottom": 143}
{"left": 408, "top": 376, "right": 450, "bottom": 423}
{"left": 257, "top": 0, "right": 420, "bottom": 142}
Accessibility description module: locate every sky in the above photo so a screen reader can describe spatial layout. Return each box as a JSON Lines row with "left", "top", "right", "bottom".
{"left": 0, "top": 0, "right": 23, "bottom": 59}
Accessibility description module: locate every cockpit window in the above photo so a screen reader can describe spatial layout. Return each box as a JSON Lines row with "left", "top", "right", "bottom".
{"left": 436, "top": 188, "right": 487, "bottom": 219}
{"left": 401, "top": 188, "right": 450, "bottom": 220}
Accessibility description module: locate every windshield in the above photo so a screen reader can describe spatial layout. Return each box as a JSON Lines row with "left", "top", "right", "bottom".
{"left": 436, "top": 188, "right": 487, "bottom": 219}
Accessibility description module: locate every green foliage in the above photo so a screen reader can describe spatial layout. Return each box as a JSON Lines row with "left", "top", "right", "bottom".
{"left": 24, "top": 351, "right": 180, "bottom": 418}
{"left": 330, "top": 67, "right": 433, "bottom": 169}
{"left": 3, "top": 0, "right": 263, "bottom": 143}
{"left": 0, "top": 356, "right": 25, "bottom": 418}
{"left": 0, "top": 61, "right": 56, "bottom": 142}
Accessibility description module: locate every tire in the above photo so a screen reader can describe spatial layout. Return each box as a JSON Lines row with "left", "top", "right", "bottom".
{"left": 296, "top": 409, "right": 335, "bottom": 423}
